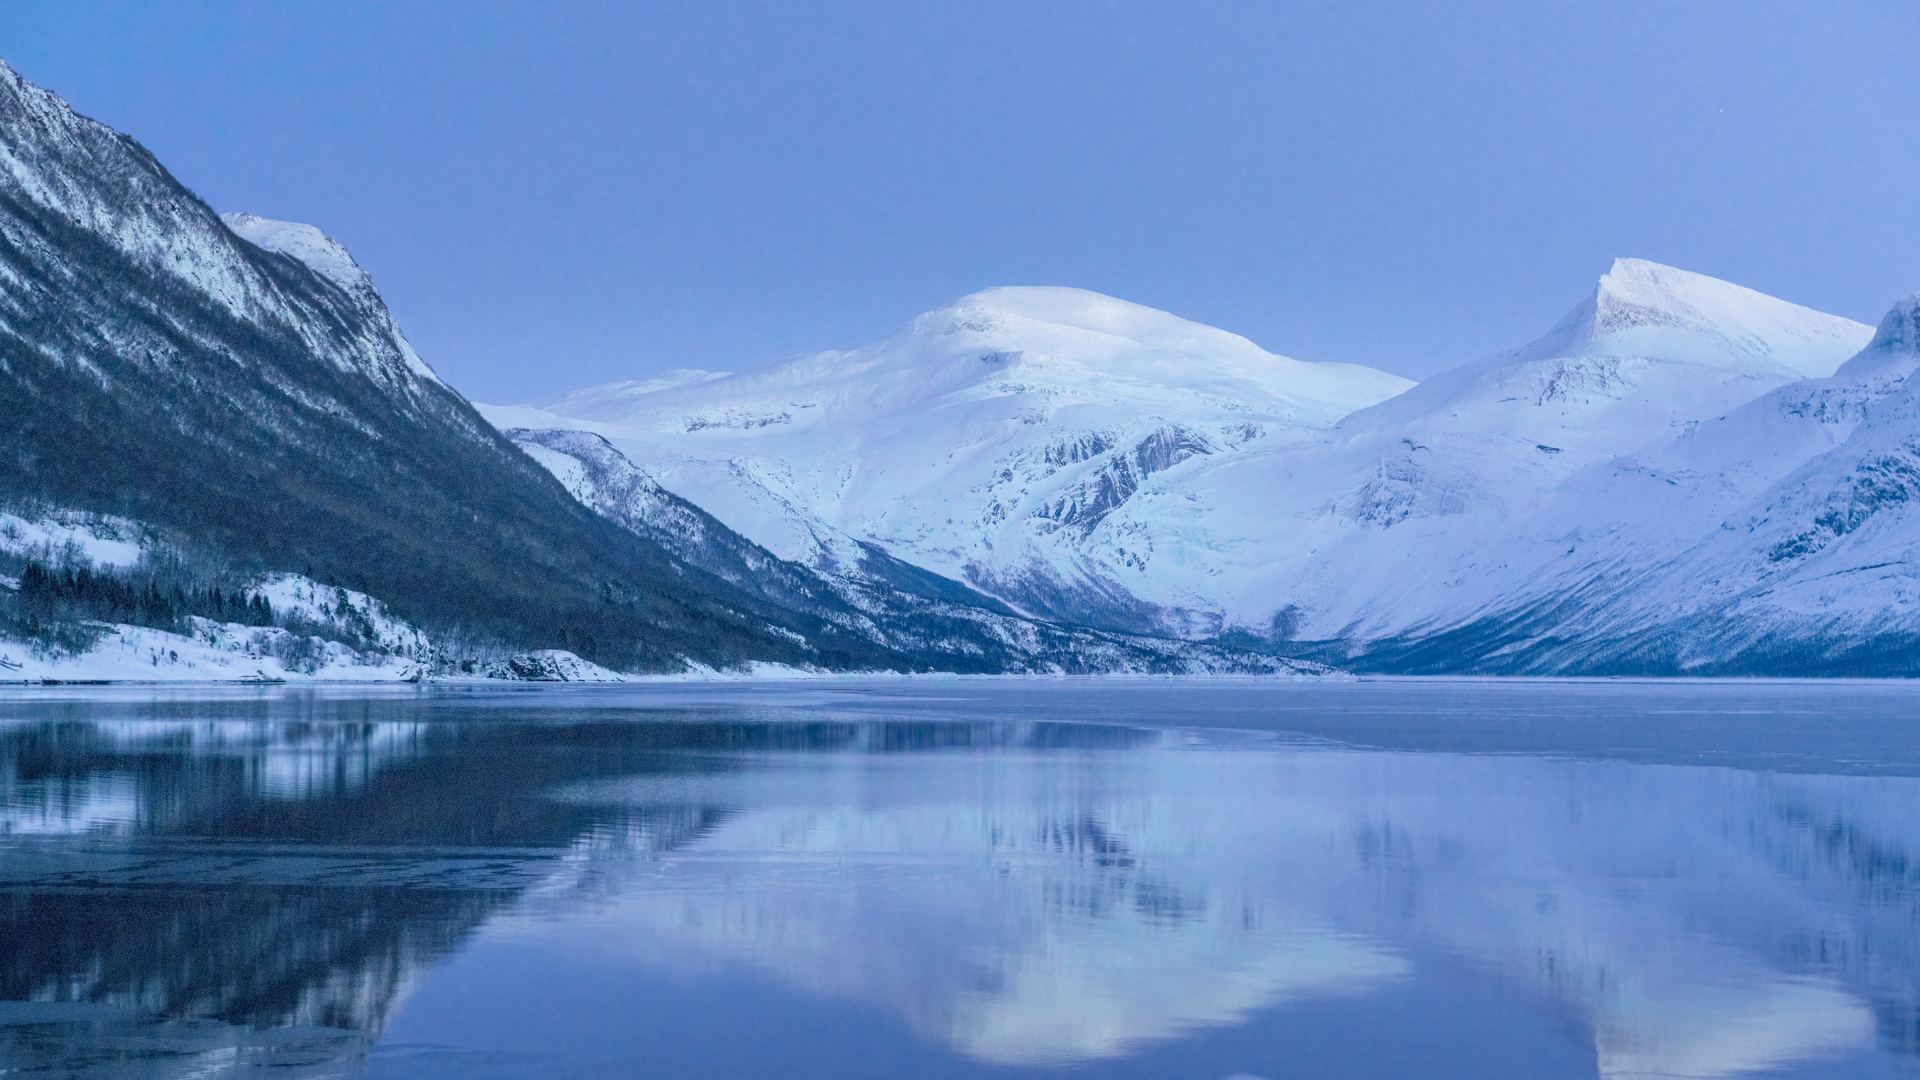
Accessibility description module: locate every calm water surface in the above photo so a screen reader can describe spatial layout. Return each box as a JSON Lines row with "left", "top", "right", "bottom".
{"left": 5, "top": 678, "right": 1920, "bottom": 1078}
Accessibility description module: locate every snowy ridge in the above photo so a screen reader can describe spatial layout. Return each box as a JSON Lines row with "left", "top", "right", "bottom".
{"left": 1535, "top": 258, "right": 1870, "bottom": 378}
{"left": 1526, "top": 291, "right": 1920, "bottom": 670}
{"left": 1836, "top": 292, "right": 1920, "bottom": 379}
{"left": 0, "top": 60, "right": 444, "bottom": 398}
{"left": 1304, "top": 287, "right": 1920, "bottom": 672}
{"left": 1089, "top": 257, "right": 1877, "bottom": 646}
{"left": 220, "top": 210, "right": 446, "bottom": 387}
{"left": 221, "top": 212, "right": 373, "bottom": 297}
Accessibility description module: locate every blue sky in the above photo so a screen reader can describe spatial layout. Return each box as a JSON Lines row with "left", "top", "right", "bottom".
{"left": 4, "top": 1, "right": 1917, "bottom": 404}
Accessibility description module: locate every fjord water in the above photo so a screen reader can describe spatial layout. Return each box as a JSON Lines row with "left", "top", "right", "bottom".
{"left": 5, "top": 682, "right": 1920, "bottom": 1078}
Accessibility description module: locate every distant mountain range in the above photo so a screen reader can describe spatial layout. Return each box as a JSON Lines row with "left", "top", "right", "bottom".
{"left": 4, "top": 57, "right": 1917, "bottom": 677}
{"left": 492, "top": 262, "right": 1920, "bottom": 675}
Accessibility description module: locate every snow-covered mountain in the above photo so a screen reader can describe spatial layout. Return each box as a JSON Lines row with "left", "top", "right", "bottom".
{"left": 0, "top": 59, "right": 1126, "bottom": 677}
{"left": 0, "top": 54, "right": 795, "bottom": 672}
{"left": 10, "top": 49, "right": 1909, "bottom": 676}
{"left": 1084, "top": 258, "right": 1876, "bottom": 646}
{"left": 482, "top": 285, "right": 1413, "bottom": 632}
{"left": 501, "top": 260, "right": 1920, "bottom": 672}
{"left": 1465, "top": 291, "right": 1920, "bottom": 674}
{"left": 0, "top": 60, "right": 1347, "bottom": 678}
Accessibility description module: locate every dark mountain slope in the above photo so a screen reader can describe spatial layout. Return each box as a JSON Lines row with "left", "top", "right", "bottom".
{"left": 0, "top": 60, "right": 913, "bottom": 672}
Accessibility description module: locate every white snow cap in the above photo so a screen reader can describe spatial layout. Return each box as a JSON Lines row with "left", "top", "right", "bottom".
{"left": 907, "top": 285, "right": 1413, "bottom": 404}
{"left": 221, "top": 211, "right": 373, "bottom": 297}
{"left": 933, "top": 286, "right": 1251, "bottom": 348}
{"left": 1539, "top": 258, "right": 1874, "bottom": 377}
{"left": 919, "top": 286, "right": 1299, "bottom": 373}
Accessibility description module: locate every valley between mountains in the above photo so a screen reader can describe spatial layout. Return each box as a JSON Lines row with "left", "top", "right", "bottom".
{"left": 3, "top": 59, "right": 1917, "bottom": 679}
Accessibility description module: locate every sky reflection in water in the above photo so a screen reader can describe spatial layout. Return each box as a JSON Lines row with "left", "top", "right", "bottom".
{"left": 3, "top": 680, "right": 1920, "bottom": 1079}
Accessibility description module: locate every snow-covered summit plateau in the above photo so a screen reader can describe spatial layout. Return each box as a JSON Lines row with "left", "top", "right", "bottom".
{"left": 495, "top": 261, "right": 1920, "bottom": 674}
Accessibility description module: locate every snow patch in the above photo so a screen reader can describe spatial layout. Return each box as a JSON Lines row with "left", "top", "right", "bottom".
{"left": 218, "top": 210, "right": 446, "bottom": 387}
{"left": 0, "top": 510, "right": 146, "bottom": 569}
{"left": 0, "top": 620, "right": 426, "bottom": 684}
{"left": 254, "top": 574, "right": 433, "bottom": 660}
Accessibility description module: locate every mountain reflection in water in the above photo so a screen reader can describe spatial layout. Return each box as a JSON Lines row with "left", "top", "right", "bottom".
{"left": 3, "top": 680, "right": 1920, "bottom": 1079}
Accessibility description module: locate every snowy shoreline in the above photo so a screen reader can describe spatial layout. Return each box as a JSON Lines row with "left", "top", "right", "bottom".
{"left": 0, "top": 668, "right": 1348, "bottom": 686}
{"left": 10, "top": 670, "right": 1918, "bottom": 688}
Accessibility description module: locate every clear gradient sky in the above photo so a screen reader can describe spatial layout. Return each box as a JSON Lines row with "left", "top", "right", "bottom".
{"left": 3, "top": 1, "right": 1916, "bottom": 404}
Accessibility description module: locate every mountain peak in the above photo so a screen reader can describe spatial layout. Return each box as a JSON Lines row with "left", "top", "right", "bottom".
{"left": 218, "top": 210, "right": 443, "bottom": 387}
{"left": 221, "top": 212, "right": 372, "bottom": 297}
{"left": 941, "top": 285, "right": 1186, "bottom": 328}
{"left": 0, "top": 56, "right": 71, "bottom": 120}
{"left": 1526, "top": 258, "right": 1872, "bottom": 378}
{"left": 1830, "top": 292, "right": 1920, "bottom": 382}
{"left": 1865, "top": 293, "right": 1920, "bottom": 355}
{"left": 1595, "top": 256, "right": 1727, "bottom": 300}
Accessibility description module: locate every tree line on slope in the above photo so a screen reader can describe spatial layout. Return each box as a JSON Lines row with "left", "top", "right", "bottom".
{"left": 17, "top": 562, "right": 275, "bottom": 631}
